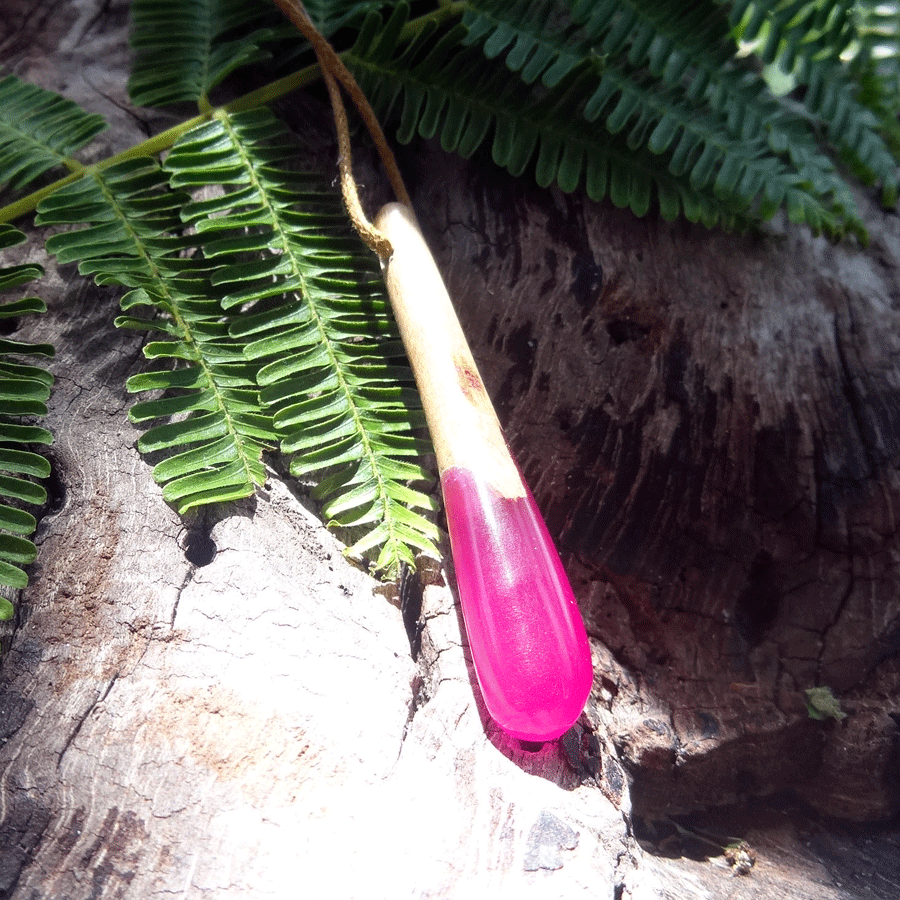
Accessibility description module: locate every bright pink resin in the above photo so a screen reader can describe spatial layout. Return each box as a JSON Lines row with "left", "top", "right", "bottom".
{"left": 441, "top": 466, "right": 593, "bottom": 741}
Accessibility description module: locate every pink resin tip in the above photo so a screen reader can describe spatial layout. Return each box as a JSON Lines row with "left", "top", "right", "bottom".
{"left": 441, "top": 466, "right": 593, "bottom": 741}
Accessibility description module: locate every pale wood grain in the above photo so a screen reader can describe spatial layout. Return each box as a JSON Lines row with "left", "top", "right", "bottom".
{"left": 376, "top": 202, "right": 525, "bottom": 498}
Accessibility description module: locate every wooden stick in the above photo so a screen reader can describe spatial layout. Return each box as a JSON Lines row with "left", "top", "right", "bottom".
{"left": 375, "top": 202, "right": 525, "bottom": 499}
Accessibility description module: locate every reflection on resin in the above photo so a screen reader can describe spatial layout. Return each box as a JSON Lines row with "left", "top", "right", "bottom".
{"left": 441, "top": 466, "right": 593, "bottom": 741}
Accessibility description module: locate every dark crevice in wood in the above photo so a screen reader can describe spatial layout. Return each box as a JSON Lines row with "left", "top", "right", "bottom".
{"left": 398, "top": 564, "right": 424, "bottom": 660}
{"left": 182, "top": 529, "right": 216, "bottom": 568}
{"left": 56, "top": 673, "right": 120, "bottom": 770}
{"left": 734, "top": 550, "right": 780, "bottom": 645}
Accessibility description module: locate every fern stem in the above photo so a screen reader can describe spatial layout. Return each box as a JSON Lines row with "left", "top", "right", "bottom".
{"left": 216, "top": 109, "right": 404, "bottom": 562}
{"left": 0, "top": 5, "right": 455, "bottom": 227}
{"left": 221, "top": 64, "right": 316, "bottom": 113}
{"left": 0, "top": 173, "right": 82, "bottom": 224}
{"left": 0, "top": 113, "right": 210, "bottom": 224}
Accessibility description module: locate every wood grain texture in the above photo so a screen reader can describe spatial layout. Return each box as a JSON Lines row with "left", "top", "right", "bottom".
{"left": 405, "top": 147, "right": 900, "bottom": 823}
{"left": 1, "top": 2, "right": 899, "bottom": 898}
{"left": 375, "top": 202, "right": 524, "bottom": 497}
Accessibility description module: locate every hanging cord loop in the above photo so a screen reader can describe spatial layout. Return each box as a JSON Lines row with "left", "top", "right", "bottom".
{"left": 274, "top": 0, "right": 413, "bottom": 258}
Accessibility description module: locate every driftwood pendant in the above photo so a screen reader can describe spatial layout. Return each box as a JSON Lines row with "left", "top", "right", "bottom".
{"left": 376, "top": 202, "right": 592, "bottom": 741}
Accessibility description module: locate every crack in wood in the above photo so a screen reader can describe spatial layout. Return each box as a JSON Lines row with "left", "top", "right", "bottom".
{"left": 56, "top": 673, "right": 119, "bottom": 770}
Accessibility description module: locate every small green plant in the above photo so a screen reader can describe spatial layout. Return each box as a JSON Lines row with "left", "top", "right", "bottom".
{"left": 805, "top": 685, "right": 848, "bottom": 720}
{"left": 0, "top": 1, "right": 898, "bottom": 609}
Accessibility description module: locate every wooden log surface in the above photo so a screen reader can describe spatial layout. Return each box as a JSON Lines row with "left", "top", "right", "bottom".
{"left": 407, "top": 147, "right": 900, "bottom": 824}
{"left": 1, "top": 2, "right": 899, "bottom": 898}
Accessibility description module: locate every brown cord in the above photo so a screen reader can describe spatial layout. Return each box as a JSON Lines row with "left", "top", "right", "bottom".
{"left": 275, "top": 0, "right": 414, "bottom": 257}
{"left": 321, "top": 66, "right": 393, "bottom": 257}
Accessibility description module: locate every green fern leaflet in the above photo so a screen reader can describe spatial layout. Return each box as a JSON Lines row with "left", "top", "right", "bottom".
{"left": 35, "top": 156, "right": 277, "bottom": 514}
{"left": 162, "top": 108, "right": 439, "bottom": 570}
{"left": 0, "top": 75, "right": 106, "bottom": 191}
{"left": 128, "top": 0, "right": 289, "bottom": 107}
{"left": 0, "top": 225, "right": 53, "bottom": 612}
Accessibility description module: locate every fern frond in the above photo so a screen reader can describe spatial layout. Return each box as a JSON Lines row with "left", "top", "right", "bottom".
{"left": 853, "top": 0, "right": 900, "bottom": 111}
{"left": 465, "top": 0, "right": 734, "bottom": 87}
{"left": 35, "top": 157, "right": 276, "bottom": 513}
{"left": 347, "top": 5, "right": 847, "bottom": 232}
{"left": 0, "top": 75, "right": 106, "bottom": 191}
{"left": 727, "top": 0, "right": 900, "bottom": 204}
{"left": 730, "top": 0, "right": 856, "bottom": 66}
{"left": 128, "top": 0, "right": 289, "bottom": 108}
{"left": 841, "top": 2, "right": 900, "bottom": 166}
{"left": 0, "top": 224, "right": 53, "bottom": 609}
{"left": 586, "top": 59, "right": 862, "bottom": 232}
{"left": 162, "top": 107, "right": 439, "bottom": 573}
{"left": 466, "top": 1, "right": 879, "bottom": 232}
{"left": 357, "top": 1, "right": 898, "bottom": 235}
{"left": 464, "top": 0, "right": 742, "bottom": 143}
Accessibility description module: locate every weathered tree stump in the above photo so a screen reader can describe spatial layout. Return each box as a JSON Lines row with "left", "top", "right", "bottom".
{"left": 415, "top": 158, "right": 900, "bottom": 825}
{"left": 1, "top": 3, "right": 899, "bottom": 898}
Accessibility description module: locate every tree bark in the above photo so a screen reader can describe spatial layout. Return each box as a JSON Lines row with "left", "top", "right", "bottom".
{"left": 1, "top": 3, "right": 899, "bottom": 899}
